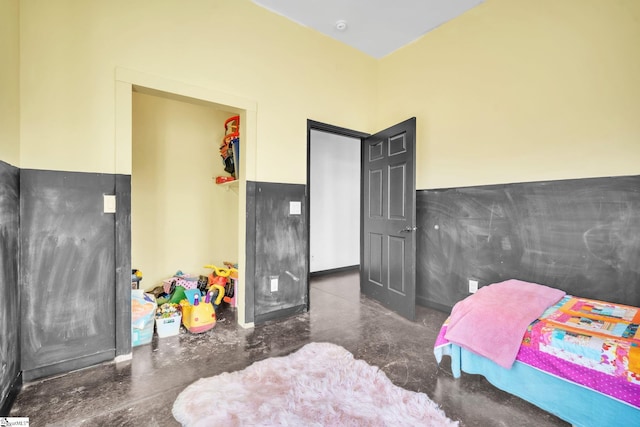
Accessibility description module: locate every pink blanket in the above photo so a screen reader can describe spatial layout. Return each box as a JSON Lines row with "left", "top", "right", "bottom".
{"left": 444, "top": 279, "right": 565, "bottom": 369}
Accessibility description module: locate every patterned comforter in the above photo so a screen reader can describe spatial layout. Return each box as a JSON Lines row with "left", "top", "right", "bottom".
{"left": 435, "top": 295, "right": 640, "bottom": 408}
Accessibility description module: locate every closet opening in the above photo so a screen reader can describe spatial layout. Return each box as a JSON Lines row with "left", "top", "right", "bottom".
{"left": 115, "top": 71, "right": 258, "bottom": 359}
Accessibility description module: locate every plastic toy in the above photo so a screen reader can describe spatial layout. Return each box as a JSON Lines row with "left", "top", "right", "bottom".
{"left": 156, "top": 302, "right": 180, "bottom": 318}
{"left": 209, "top": 284, "right": 226, "bottom": 307}
{"left": 180, "top": 298, "right": 216, "bottom": 333}
{"left": 171, "top": 271, "right": 198, "bottom": 290}
{"left": 184, "top": 289, "right": 201, "bottom": 305}
{"left": 131, "top": 269, "right": 143, "bottom": 289}
{"left": 204, "top": 262, "right": 238, "bottom": 306}
{"left": 168, "top": 264, "right": 238, "bottom": 335}
{"left": 219, "top": 116, "right": 240, "bottom": 177}
{"left": 223, "top": 264, "right": 238, "bottom": 305}
{"left": 169, "top": 286, "right": 187, "bottom": 305}
{"left": 197, "top": 275, "right": 209, "bottom": 293}
{"left": 168, "top": 277, "right": 225, "bottom": 334}
{"left": 204, "top": 264, "right": 238, "bottom": 306}
{"left": 215, "top": 175, "right": 236, "bottom": 184}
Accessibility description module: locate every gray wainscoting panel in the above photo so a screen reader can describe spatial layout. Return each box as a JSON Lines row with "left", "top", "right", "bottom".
{"left": 115, "top": 174, "right": 131, "bottom": 356}
{"left": 417, "top": 175, "right": 640, "bottom": 311}
{"left": 20, "top": 170, "right": 116, "bottom": 380}
{"left": 0, "top": 161, "right": 20, "bottom": 410}
{"left": 244, "top": 181, "right": 257, "bottom": 324}
{"left": 248, "top": 181, "right": 308, "bottom": 324}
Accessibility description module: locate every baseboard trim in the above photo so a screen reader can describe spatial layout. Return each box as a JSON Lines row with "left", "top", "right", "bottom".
{"left": 255, "top": 304, "right": 307, "bottom": 324}
{"left": 416, "top": 295, "right": 452, "bottom": 314}
{"left": 1, "top": 371, "right": 22, "bottom": 416}
{"left": 310, "top": 265, "right": 359, "bottom": 277}
{"left": 114, "top": 353, "right": 132, "bottom": 364}
{"left": 22, "top": 350, "right": 115, "bottom": 382}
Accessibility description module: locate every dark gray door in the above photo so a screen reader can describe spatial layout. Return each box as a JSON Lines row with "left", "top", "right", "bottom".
{"left": 361, "top": 118, "right": 416, "bottom": 320}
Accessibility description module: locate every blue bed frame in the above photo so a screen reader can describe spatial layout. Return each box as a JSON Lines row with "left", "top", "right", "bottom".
{"left": 443, "top": 344, "right": 640, "bottom": 427}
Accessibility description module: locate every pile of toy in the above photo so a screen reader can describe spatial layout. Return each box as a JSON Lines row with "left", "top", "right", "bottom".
{"left": 148, "top": 263, "right": 238, "bottom": 334}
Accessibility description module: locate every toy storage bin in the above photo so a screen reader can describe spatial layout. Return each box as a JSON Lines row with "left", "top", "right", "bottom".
{"left": 132, "top": 321, "right": 154, "bottom": 346}
{"left": 156, "top": 314, "right": 182, "bottom": 338}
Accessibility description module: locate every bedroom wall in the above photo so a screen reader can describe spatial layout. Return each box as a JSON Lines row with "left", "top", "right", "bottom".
{"left": 416, "top": 175, "right": 640, "bottom": 310}
{"left": 378, "top": 0, "right": 640, "bottom": 310}
{"left": 18, "top": 0, "right": 377, "bottom": 183}
{"left": 0, "top": 0, "right": 21, "bottom": 412}
{"left": 17, "top": 0, "right": 377, "bottom": 334}
{"left": 22, "top": 0, "right": 640, "bottom": 190}
{"left": 0, "top": 0, "right": 20, "bottom": 167}
{"left": 19, "top": 170, "right": 119, "bottom": 380}
{"left": 245, "top": 182, "right": 308, "bottom": 324}
{"left": 378, "top": 0, "right": 640, "bottom": 189}
{"left": 10, "top": 0, "right": 639, "bottom": 378}
{"left": 0, "top": 162, "right": 20, "bottom": 412}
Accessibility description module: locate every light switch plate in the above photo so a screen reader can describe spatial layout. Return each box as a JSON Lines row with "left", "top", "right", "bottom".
{"left": 289, "top": 201, "right": 301, "bottom": 215}
{"left": 103, "top": 195, "right": 116, "bottom": 213}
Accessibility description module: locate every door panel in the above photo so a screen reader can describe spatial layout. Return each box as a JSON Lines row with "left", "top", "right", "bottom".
{"left": 362, "top": 118, "right": 416, "bottom": 320}
{"left": 369, "top": 169, "right": 383, "bottom": 218}
{"left": 369, "top": 233, "right": 384, "bottom": 285}
{"left": 369, "top": 141, "right": 384, "bottom": 161}
{"left": 389, "top": 164, "right": 406, "bottom": 219}
{"left": 388, "top": 236, "right": 406, "bottom": 293}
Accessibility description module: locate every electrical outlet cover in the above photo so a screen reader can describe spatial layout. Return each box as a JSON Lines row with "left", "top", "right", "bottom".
{"left": 469, "top": 280, "right": 478, "bottom": 293}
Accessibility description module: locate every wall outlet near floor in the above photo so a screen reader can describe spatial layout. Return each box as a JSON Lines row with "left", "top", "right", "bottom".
{"left": 469, "top": 279, "right": 479, "bottom": 293}
{"left": 270, "top": 276, "right": 279, "bottom": 292}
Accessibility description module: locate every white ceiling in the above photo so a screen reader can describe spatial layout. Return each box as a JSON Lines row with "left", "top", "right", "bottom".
{"left": 252, "top": 0, "right": 485, "bottom": 59}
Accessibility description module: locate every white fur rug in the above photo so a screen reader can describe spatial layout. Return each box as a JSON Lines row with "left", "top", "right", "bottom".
{"left": 173, "top": 342, "right": 457, "bottom": 426}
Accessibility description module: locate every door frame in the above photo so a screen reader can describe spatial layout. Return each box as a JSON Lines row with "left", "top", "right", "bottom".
{"left": 305, "top": 120, "right": 369, "bottom": 310}
{"left": 115, "top": 68, "right": 259, "bottom": 358}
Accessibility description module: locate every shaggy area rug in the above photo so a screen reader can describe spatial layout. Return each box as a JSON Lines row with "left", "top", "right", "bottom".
{"left": 172, "top": 342, "right": 457, "bottom": 426}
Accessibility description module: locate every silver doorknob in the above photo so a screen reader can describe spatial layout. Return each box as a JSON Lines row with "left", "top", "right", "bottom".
{"left": 399, "top": 226, "right": 417, "bottom": 233}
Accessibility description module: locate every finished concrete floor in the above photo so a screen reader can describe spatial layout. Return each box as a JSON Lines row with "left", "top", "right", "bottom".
{"left": 10, "top": 270, "right": 569, "bottom": 426}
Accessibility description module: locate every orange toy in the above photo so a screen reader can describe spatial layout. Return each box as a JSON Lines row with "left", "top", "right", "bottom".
{"left": 204, "top": 264, "right": 238, "bottom": 306}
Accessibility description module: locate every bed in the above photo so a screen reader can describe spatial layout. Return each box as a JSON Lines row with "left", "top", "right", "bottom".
{"left": 433, "top": 279, "right": 640, "bottom": 427}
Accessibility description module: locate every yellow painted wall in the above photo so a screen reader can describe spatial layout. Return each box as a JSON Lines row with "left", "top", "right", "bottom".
{"left": 0, "top": 0, "right": 20, "bottom": 167}
{"left": 18, "top": 0, "right": 639, "bottom": 187}
{"left": 132, "top": 91, "right": 239, "bottom": 290}
{"left": 379, "top": 0, "right": 640, "bottom": 189}
{"left": 19, "top": 0, "right": 377, "bottom": 183}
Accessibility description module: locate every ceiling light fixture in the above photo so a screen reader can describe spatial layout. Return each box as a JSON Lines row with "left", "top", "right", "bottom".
{"left": 335, "top": 20, "right": 348, "bottom": 31}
